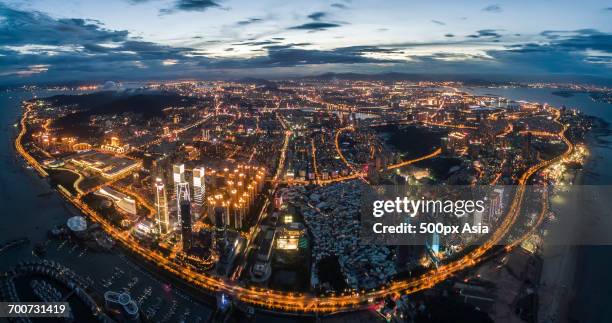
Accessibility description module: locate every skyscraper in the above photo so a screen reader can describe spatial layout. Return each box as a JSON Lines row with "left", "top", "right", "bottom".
{"left": 192, "top": 166, "right": 205, "bottom": 217}
{"left": 173, "top": 164, "right": 188, "bottom": 223}
{"left": 176, "top": 181, "right": 190, "bottom": 223}
{"left": 173, "top": 164, "right": 185, "bottom": 194}
{"left": 154, "top": 178, "right": 169, "bottom": 234}
{"left": 214, "top": 206, "right": 226, "bottom": 253}
{"left": 180, "top": 198, "right": 192, "bottom": 252}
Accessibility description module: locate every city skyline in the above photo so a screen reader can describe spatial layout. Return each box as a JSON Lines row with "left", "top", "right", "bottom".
{"left": 2, "top": 2, "right": 612, "bottom": 322}
{"left": 1, "top": 0, "right": 612, "bottom": 84}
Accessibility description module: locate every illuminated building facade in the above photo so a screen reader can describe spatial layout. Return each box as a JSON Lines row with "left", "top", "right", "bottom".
{"left": 205, "top": 165, "right": 265, "bottom": 230}
{"left": 95, "top": 186, "right": 137, "bottom": 215}
{"left": 275, "top": 223, "right": 306, "bottom": 250}
{"left": 155, "top": 178, "right": 169, "bottom": 234}
{"left": 192, "top": 166, "right": 206, "bottom": 217}
{"left": 100, "top": 136, "right": 130, "bottom": 154}
{"left": 173, "top": 164, "right": 188, "bottom": 222}
{"left": 70, "top": 151, "right": 141, "bottom": 179}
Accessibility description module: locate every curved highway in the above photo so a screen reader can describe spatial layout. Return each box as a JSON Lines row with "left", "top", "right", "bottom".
{"left": 15, "top": 102, "right": 573, "bottom": 314}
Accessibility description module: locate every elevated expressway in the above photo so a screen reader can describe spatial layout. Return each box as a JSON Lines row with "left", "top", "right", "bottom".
{"left": 15, "top": 102, "right": 573, "bottom": 314}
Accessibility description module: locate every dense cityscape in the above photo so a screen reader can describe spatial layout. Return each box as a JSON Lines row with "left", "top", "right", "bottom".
{"left": 4, "top": 78, "right": 596, "bottom": 322}
{"left": 1, "top": 0, "right": 611, "bottom": 322}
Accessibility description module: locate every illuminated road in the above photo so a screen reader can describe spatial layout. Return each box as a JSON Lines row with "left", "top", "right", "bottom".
{"left": 310, "top": 138, "right": 320, "bottom": 184}
{"left": 385, "top": 148, "right": 442, "bottom": 170}
{"left": 135, "top": 113, "right": 213, "bottom": 151}
{"left": 15, "top": 102, "right": 48, "bottom": 177}
{"left": 422, "top": 121, "right": 477, "bottom": 130}
{"left": 16, "top": 101, "right": 573, "bottom": 314}
{"left": 272, "top": 112, "right": 290, "bottom": 186}
{"left": 334, "top": 125, "right": 442, "bottom": 174}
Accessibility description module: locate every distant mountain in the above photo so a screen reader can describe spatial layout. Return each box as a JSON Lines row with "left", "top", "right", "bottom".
{"left": 234, "top": 77, "right": 278, "bottom": 88}
{"left": 301, "top": 72, "right": 484, "bottom": 82}
{"left": 300, "top": 72, "right": 612, "bottom": 86}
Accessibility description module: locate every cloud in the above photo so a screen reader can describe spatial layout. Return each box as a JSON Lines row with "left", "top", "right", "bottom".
{"left": 0, "top": 5, "right": 128, "bottom": 46}
{"left": 331, "top": 3, "right": 349, "bottom": 9}
{"left": 482, "top": 4, "right": 502, "bottom": 13}
{"left": 236, "top": 17, "right": 262, "bottom": 26}
{"left": 207, "top": 46, "right": 389, "bottom": 69}
{"left": 0, "top": 64, "right": 49, "bottom": 77}
{"left": 125, "top": 0, "right": 152, "bottom": 4}
{"left": 307, "top": 12, "right": 327, "bottom": 21}
{"left": 288, "top": 22, "right": 341, "bottom": 31}
{"left": 1, "top": 3, "right": 610, "bottom": 84}
{"left": 468, "top": 29, "right": 502, "bottom": 39}
{"left": 288, "top": 11, "right": 343, "bottom": 32}
{"left": 233, "top": 40, "right": 281, "bottom": 46}
{"left": 539, "top": 29, "right": 612, "bottom": 53}
{"left": 431, "top": 20, "right": 446, "bottom": 26}
{"left": 0, "top": 3, "right": 201, "bottom": 80}
{"left": 160, "top": 0, "right": 221, "bottom": 14}
{"left": 494, "top": 29, "right": 612, "bottom": 70}
{"left": 263, "top": 42, "right": 313, "bottom": 50}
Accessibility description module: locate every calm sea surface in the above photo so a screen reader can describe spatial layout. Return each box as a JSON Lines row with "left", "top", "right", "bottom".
{"left": 465, "top": 87, "right": 612, "bottom": 322}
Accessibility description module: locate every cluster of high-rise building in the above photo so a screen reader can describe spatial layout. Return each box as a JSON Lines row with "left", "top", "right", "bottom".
{"left": 153, "top": 163, "right": 205, "bottom": 249}
{"left": 153, "top": 163, "right": 264, "bottom": 254}
{"left": 205, "top": 165, "right": 266, "bottom": 230}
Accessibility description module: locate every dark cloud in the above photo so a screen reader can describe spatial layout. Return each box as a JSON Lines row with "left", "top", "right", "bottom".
{"left": 494, "top": 30, "right": 612, "bottom": 72}
{"left": 331, "top": 3, "right": 349, "bottom": 10}
{"left": 0, "top": 3, "right": 200, "bottom": 80}
{"left": 207, "top": 47, "right": 389, "bottom": 69}
{"left": 160, "top": 0, "right": 221, "bottom": 14}
{"left": 482, "top": 4, "right": 502, "bottom": 13}
{"left": 0, "top": 5, "right": 128, "bottom": 46}
{"left": 233, "top": 40, "right": 281, "bottom": 46}
{"left": 541, "top": 29, "right": 600, "bottom": 40}
{"left": 539, "top": 29, "right": 612, "bottom": 52}
{"left": 263, "top": 43, "right": 313, "bottom": 50}
{"left": 604, "top": 7, "right": 612, "bottom": 11}
{"left": 307, "top": 12, "right": 327, "bottom": 21}
{"left": 468, "top": 29, "right": 502, "bottom": 39}
{"left": 505, "top": 43, "right": 548, "bottom": 53}
{"left": 236, "top": 17, "right": 262, "bottom": 26}
{"left": 266, "top": 48, "right": 374, "bottom": 65}
{"left": 1, "top": 3, "right": 610, "bottom": 84}
{"left": 431, "top": 20, "right": 446, "bottom": 26}
{"left": 334, "top": 46, "right": 402, "bottom": 55}
{"left": 288, "top": 22, "right": 341, "bottom": 31}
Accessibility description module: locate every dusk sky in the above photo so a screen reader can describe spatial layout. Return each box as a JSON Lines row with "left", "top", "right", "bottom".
{"left": 1, "top": 0, "right": 611, "bottom": 84}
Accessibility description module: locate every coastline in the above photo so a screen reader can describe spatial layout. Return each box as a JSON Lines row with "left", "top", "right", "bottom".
{"left": 567, "top": 119, "right": 612, "bottom": 322}
{"left": 537, "top": 117, "right": 610, "bottom": 323}
{"left": 10, "top": 93, "right": 573, "bottom": 314}
{"left": 537, "top": 178, "right": 580, "bottom": 323}
{"left": 1, "top": 92, "right": 218, "bottom": 321}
